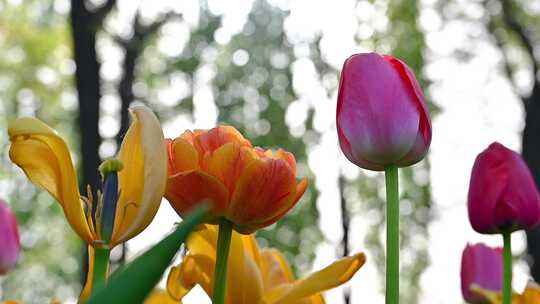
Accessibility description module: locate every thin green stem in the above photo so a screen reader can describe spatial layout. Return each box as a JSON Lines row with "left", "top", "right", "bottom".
{"left": 502, "top": 231, "right": 512, "bottom": 304}
{"left": 212, "top": 219, "right": 233, "bottom": 304}
{"left": 92, "top": 247, "right": 111, "bottom": 294}
{"left": 385, "top": 164, "right": 399, "bottom": 304}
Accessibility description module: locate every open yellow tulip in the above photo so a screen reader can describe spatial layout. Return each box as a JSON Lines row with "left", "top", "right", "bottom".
{"left": 8, "top": 105, "right": 167, "bottom": 299}
{"left": 471, "top": 281, "right": 540, "bottom": 304}
{"left": 166, "top": 224, "right": 365, "bottom": 304}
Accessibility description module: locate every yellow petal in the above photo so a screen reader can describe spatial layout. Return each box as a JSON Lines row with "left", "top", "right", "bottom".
{"left": 167, "top": 254, "right": 215, "bottom": 300}
{"left": 522, "top": 281, "right": 540, "bottom": 304}
{"left": 187, "top": 224, "right": 219, "bottom": 257}
{"left": 79, "top": 246, "right": 95, "bottom": 302}
{"left": 225, "top": 231, "right": 264, "bottom": 304}
{"left": 112, "top": 106, "right": 167, "bottom": 245}
{"left": 259, "top": 249, "right": 295, "bottom": 289}
{"left": 8, "top": 117, "right": 93, "bottom": 243}
{"left": 263, "top": 253, "right": 366, "bottom": 304}
{"left": 182, "top": 225, "right": 264, "bottom": 303}
{"left": 144, "top": 289, "right": 180, "bottom": 304}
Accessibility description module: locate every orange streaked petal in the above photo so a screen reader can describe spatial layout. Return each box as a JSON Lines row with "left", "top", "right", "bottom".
{"left": 205, "top": 143, "right": 258, "bottom": 194}
{"left": 228, "top": 158, "right": 297, "bottom": 234}
{"left": 193, "top": 125, "right": 251, "bottom": 156}
{"left": 112, "top": 106, "right": 167, "bottom": 245}
{"left": 265, "top": 149, "right": 297, "bottom": 173}
{"left": 165, "top": 170, "right": 229, "bottom": 220}
{"left": 252, "top": 177, "right": 309, "bottom": 231}
{"left": 8, "top": 118, "right": 93, "bottom": 244}
{"left": 167, "top": 137, "right": 199, "bottom": 174}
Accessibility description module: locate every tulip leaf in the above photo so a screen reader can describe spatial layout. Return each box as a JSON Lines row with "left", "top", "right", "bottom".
{"left": 87, "top": 206, "right": 208, "bottom": 303}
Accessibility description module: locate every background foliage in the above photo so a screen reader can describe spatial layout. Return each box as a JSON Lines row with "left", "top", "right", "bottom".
{"left": 0, "top": 0, "right": 538, "bottom": 302}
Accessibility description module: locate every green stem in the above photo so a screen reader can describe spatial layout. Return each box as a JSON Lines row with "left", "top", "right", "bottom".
{"left": 92, "top": 247, "right": 111, "bottom": 294}
{"left": 212, "top": 219, "right": 233, "bottom": 304}
{"left": 385, "top": 165, "right": 399, "bottom": 304}
{"left": 502, "top": 231, "right": 512, "bottom": 304}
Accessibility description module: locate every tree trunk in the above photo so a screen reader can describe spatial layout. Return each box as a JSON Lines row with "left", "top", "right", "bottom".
{"left": 69, "top": 0, "right": 103, "bottom": 287}
{"left": 523, "top": 83, "right": 540, "bottom": 281}
{"left": 70, "top": 1, "right": 102, "bottom": 196}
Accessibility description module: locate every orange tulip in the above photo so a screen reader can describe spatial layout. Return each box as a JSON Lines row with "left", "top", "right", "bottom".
{"left": 165, "top": 126, "right": 308, "bottom": 234}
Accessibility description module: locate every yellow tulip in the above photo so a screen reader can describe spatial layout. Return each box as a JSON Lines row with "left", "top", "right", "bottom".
{"left": 166, "top": 224, "right": 365, "bottom": 304}
{"left": 8, "top": 105, "right": 167, "bottom": 298}
{"left": 471, "top": 281, "right": 540, "bottom": 304}
{"left": 144, "top": 289, "right": 180, "bottom": 304}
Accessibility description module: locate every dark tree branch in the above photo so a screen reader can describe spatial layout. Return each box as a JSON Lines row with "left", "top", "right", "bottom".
{"left": 91, "top": 0, "right": 117, "bottom": 28}
{"left": 488, "top": 18, "right": 520, "bottom": 95}
{"left": 499, "top": 0, "right": 539, "bottom": 89}
{"left": 338, "top": 174, "right": 351, "bottom": 304}
{"left": 112, "top": 10, "right": 181, "bottom": 266}
{"left": 70, "top": 0, "right": 117, "bottom": 288}
{"left": 115, "top": 11, "right": 182, "bottom": 145}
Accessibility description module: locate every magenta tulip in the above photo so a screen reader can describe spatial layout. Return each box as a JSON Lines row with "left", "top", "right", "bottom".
{"left": 336, "top": 52, "right": 432, "bottom": 171}
{"left": 468, "top": 142, "right": 540, "bottom": 234}
{"left": 0, "top": 199, "right": 19, "bottom": 275}
{"left": 461, "top": 243, "right": 503, "bottom": 303}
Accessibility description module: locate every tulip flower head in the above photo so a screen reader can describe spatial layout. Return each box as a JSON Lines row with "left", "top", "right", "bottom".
{"left": 166, "top": 224, "right": 365, "bottom": 304}
{"left": 165, "top": 126, "right": 308, "bottom": 234}
{"left": 461, "top": 243, "right": 503, "bottom": 304}
{"left": 336, "top": 53, "right": 431, "bottom": 171}
{"left": 468, "top": 142, "right": 540, "bottom": 234}
{"left": 0, "top": 200, "right": 19, "bottom": 275}
{"left": 8, "top": 106, "right": 167, "bottom": 248}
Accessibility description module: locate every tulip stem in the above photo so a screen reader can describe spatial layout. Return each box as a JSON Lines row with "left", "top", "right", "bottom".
{"left": 213, "top": 218, "right": 233, "bottom": 304}
{"left": 502, "top": 231, "right": 512, "bottom": 304}
{"left": 92, "top": 247, "right": 110, "bottom": 293}
{"left": 385, "top": 164, "right": 399, "bottom": 304}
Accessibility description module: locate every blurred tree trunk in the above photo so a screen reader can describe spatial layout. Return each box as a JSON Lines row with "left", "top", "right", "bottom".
{"left": 489, "top": 0, "right": 540, "bottom": 282}
{"left": 522, "top": 85, "right": 540, "bottom": 281}
{"left": 69, "top": 0, "right": 116, "bottom": 286}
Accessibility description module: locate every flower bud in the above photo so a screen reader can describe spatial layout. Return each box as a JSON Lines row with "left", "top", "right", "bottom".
{"left": 461, "top": 243, "right": 502, "bottom": 303}
{"left": 0, "top": 199, "right": 20, "bottom": 275}
{"left": 468, "top": 142, "right": 540, "bottom": 234}
{"left": 336, "top": 53, "right": 431, "bottom": 171}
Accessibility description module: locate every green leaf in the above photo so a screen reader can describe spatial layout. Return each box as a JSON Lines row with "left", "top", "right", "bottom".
{"left": 87, "top": 206, "right": 208, "bottom": 303}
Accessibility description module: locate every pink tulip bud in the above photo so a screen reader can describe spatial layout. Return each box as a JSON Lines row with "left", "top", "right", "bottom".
{"left": 336, "top": 53, "right": 432, "bottom": 171}
{"left": 0, "top": 199, "right": 19, "bottom": 275}
{"left": 468, "top": 142, "right": 540, "bottom": 234}
{"left": 461, "top": 243, "right": 503, "bottom": 303}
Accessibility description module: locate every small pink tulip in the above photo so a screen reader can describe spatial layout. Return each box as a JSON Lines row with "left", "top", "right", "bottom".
{"left": 468, "top": 142, "right": 540, "bottom": 234}
{"left": 0, "top": 199, "right": 19, "bottom": 275}
{"left": 461, "top": 243, "right": 503, "bottom": 303}
{"left": 336, "top": 53, "right": 432, "bottom": 171}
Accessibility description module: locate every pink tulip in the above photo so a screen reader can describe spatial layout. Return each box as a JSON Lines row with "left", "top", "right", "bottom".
{"left": 468, "top": 142, "right": 540, "bottom": 234}
{"left": 461, "top": 243, "right": 503, "bottom": 303}
{"left": 336, "top": 53, "right": 432, "bottom": 171}
{"left": 0, "top": 199, "right": 19, "bottom": 275}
